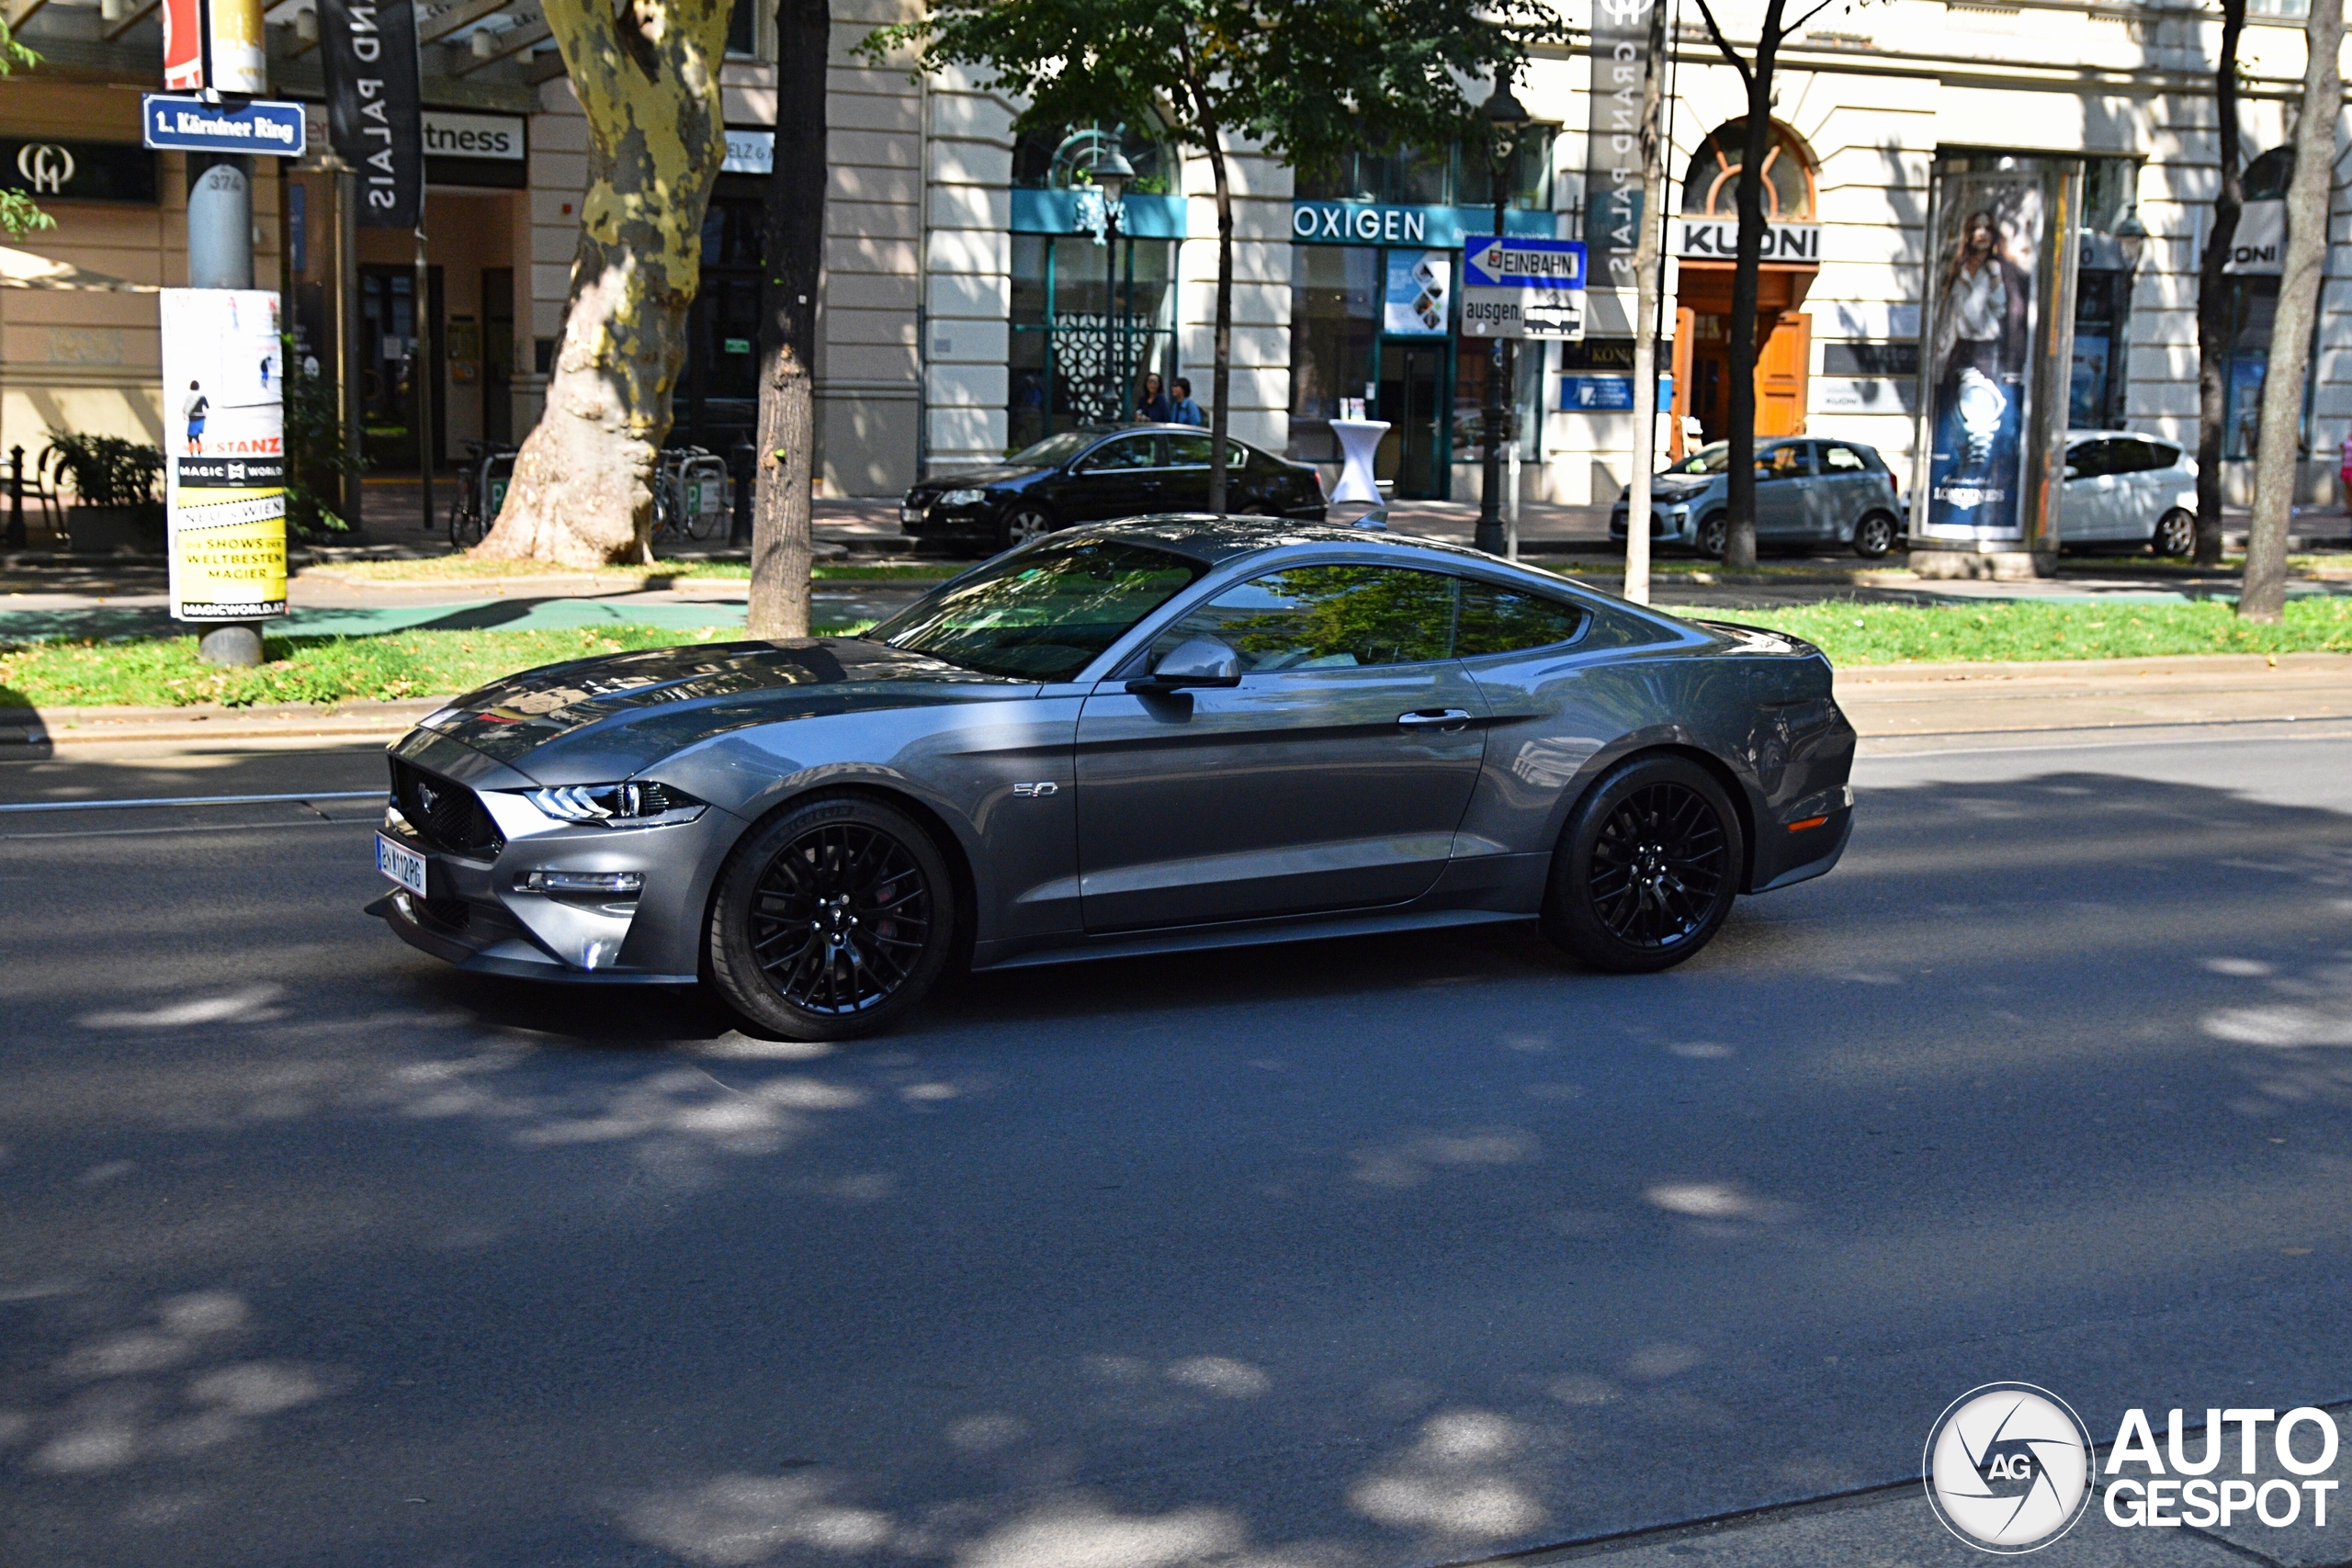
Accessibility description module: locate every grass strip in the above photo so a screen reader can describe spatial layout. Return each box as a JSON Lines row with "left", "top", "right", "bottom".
{"left": 0, "top": 623, "right": 873, "bottom": 708}
{"left": 308, "top": 557, "right": 964, "bottom": 584}
{"left": 1672, "top": 595, "right": 2352, "bottom": 664}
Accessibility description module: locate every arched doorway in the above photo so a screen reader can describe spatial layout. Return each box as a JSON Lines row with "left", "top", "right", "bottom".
{"left": 1669, "top": 119, "right": 1820, "bottom": 455}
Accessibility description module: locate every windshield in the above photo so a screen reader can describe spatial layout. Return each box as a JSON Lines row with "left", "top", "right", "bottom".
{"left": 1003, "top": 431, "right": 1099, "bottom": 468}
{"left": 1665, "top": 443, "right": 1733, "bottom": 476}
{"left": 870, "top": 538, "right": 1205, "bottom": 681}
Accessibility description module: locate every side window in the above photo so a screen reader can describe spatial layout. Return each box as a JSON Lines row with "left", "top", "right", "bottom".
{"left": 1758, "top": 446, "right": 1808, "bottom": 480}
{"left": 1166, "top": 433, "right": 1214, "bottom": 468}
{"left": 1154, "top": 565, "right": 1457, "bottom": 671}
{"left": 1821, "top": 444, "right": 1869, "bottom": 474}
{"left": 1084, "top": 434, "right": 1159, "bottom": 471}
{"left": 2116, "top": 438, "right": 2175, "bottom": 474}
{"left": 1455, "top": 581, "right": 1588, "bottom": 657}
{"left": 2065, "top": 440, "right": 2112, "bottom": 479}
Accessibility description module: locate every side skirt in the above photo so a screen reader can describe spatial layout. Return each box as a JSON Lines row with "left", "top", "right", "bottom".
{"left": 972, "top": 907, "right": 1532, "bottom": 973}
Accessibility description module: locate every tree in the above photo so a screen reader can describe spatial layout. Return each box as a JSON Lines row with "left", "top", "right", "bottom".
{"left": 2240, "top": 0, "right": 2342, "bottom": 621}
{"left": 749, "top": 0, "right": 827, "bottom": 638}
{"left": 2192, "top": 0, "right": 2249, "bottom": 568}
{"left": 472, "top": 0, "right": 736, "bottom": 567}
{"left": 1689, "top": 0, "right": 1850, "bottom": 570}
{"left": 0, "top": 19, "right": 54, "bottom": 240}
{"left": 871, "top": 0, "right": 1562, "bottom": 514}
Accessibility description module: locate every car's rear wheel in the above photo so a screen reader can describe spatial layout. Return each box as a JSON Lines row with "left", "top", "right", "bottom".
{"left": 1542, "top": 755, "right": 1742, "bottom": 973}
{"left": 1000, "top": 506, "right": 1053, "bottom": 551}
{"left": 2153, "top": 507, "right": 2196, "bottom": 558}
{"left": 1695, "top": 513, "right": 1728, "bottom": 559}
{"left": 709, "top": 795, "right": 955, "bottom": 1041}
{"left": 1851, "top": 512, "right": 1898, "bottom": 558}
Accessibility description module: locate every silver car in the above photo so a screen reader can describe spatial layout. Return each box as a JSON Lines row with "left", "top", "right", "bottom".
{"left": 2059, "top": 431, "right": 2199, "bottom": 555}
{"left": 370, "top": 517, "right": 1856, "bottom": 1040}
{"left": 1611, "top": 437, "right": 1907, "bottom": 559}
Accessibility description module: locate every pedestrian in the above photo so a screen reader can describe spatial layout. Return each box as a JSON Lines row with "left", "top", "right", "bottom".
{"left": 1170, "top": 377, "right": 1204, "bottom": 426}
{"left": 182, "top": 380, "right": 209, "bottom": 455}
{"left": 1137, "top": 372, "right": 1171, "bottom": 423}
{"left": 2338, "top": 427, "right": 2352, "bottom": 504}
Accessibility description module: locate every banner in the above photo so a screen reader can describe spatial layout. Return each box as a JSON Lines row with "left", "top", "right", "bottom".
{"left": 162, "top": 289, "right": 288, "bottom": 621}
{"left": 161, "top": 0, "right": 268, "bottom": 95}
{"left": 1584, "top": 0, "right": 1655, "bottom": 292}
{"left": 1383, "top": 251, "right": 1449, "bottom": 334}
{"left": 321, "top": 0, "right": 424, "bottom": 229}
{"left": 1921, "top": 175, "right": 2041, "bottom": 540}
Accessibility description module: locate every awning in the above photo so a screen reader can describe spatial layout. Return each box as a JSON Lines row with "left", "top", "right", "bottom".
{"left": 0, "top": 245, "right": 160, "bottom": 292}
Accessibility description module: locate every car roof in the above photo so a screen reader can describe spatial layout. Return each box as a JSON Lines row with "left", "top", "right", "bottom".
{"left": 2070, "top": 430, "right": 2177, "bottom": 444}
{"left": 1064, "top": 513, "right": 1538, "bottom": 570}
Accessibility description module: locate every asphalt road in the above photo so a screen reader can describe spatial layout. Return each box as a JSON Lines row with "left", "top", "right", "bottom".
{"left": 6, "top": 730, "right": 2352, "bottom": 1567}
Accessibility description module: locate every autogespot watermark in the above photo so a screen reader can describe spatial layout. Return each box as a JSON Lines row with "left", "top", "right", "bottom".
{"left": 1924, "top": 1385, "right": 2344, "bottom": 1554}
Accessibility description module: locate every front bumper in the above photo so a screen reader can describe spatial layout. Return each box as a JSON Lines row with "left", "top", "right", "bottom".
{"left": 1608, "top": 504, "right": 1692, "bottom": 542}
{"left": 367, "top": 773, "right": 742, "bottom": 984}
{"left": 899, "top": 499, "right": 996, "bottom": 539}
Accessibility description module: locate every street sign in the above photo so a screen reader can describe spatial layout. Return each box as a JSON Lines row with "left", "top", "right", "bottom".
{"left": 141, "top": 96, "right": 306, "bottom": 158}
{"left": 1461, "top": 235, "right": 1587, "bottom": 340}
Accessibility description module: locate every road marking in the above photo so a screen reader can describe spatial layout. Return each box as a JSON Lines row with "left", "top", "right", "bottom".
{"left": 0, "top": 790, "right": 383, "bottom": 815}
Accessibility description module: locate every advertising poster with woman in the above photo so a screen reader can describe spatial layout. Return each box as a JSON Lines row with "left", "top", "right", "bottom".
{"left": 1923, "top": 179, "right": 2039, "bottom": 538}
{"left": 161, "top": 289, "right": 288, "bottom": 620}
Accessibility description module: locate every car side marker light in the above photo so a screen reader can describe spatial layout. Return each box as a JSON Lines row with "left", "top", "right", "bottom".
{"left": 1787, "top": 816, "right": 1830, "bottom": 832}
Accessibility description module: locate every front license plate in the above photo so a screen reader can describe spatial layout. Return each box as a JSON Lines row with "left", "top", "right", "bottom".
{"left": 899, "top": 505, "right": 924, "bottom": 525}
{"left": 376, "top": 833, "right": 428, "bottom": 897}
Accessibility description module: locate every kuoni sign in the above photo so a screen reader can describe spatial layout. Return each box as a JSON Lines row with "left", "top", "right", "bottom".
{"left": 1672, "top": 218, "right": 1821, "bottom": 262}
{"left": 161, "top": 289, "right": 288, "bottom": 622}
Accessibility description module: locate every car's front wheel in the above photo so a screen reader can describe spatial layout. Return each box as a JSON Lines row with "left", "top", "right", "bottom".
{"left": 1695, "top": 513, "right": 1728, "bottom": 559}
{"left": 1000, "top": 506, "right": 1053, "bottom": 551}
{"left": 1851, "top": 512, "right": 1898, "bottom": 558}
{"left": 1542, "top": 754, "right": 1742, "bottom": 973}
{"left": 709, "top": 795, "right": 956, "bottom": 1041}
{"left": 2153, "top": 507, "right": 2196, "bottom": 558}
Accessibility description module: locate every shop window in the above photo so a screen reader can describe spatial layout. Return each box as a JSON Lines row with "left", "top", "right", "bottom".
{"left": 1453, "top": 341, "right": 1544, "bottom": 463}
{"left": 726, "top": 0, "right": 760, "bottom": 56}
{"left": 2211, "top": 147, "right": 2312, "bottom": 458}
{"left": 1012, "top": 121, "right": 1176, "bottom": 197}
{"left": 1295, "top": 132, "right": 1555, "bottom": 210}
{"left": 1009, "top": 233, "right": 1179, "bottom": 451}
{"left": 1680, "top": 120, "right": 1816, "bottom": 220}
{"left": 1288, "top": 246, "right": 1379, "bottom": 461}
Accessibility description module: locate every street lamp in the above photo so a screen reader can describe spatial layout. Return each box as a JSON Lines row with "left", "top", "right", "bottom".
{"left": 2113, "top": 205, "right": 2148, "bottom": 273}
{"left": 1476, "top": 83, "right": 1531, "bottom": 556}
{"left": 1090, "top": 147, "right": 1137, "bottom": 422}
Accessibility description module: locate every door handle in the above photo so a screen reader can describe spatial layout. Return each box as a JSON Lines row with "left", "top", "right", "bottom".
{"left": 1397, "top": 708, "right": 1474, "bottom": 731}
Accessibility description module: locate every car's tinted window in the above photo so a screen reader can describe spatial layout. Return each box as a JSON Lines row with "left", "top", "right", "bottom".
{"left": 1083, "top": 434, "right": 1159, "bottom": 472}
{"left": 1821, "top": 444, "right": 1870, "bottom": 473}
{"left": 1166, "top": 433, "right": 1250, "bottom": 469}
{"left": 1155, "top": 566, "right": 1457, "bottom": 671}
{"left": 2066, "top": 439, "right": 2115, "bottom": 479}
{"left": 873, "top": 538, "right": 1204, "bottom": 682}
{"left": 2115, "top": 438, "right": 2178, "bottom": 474}
{"left": 1455, "top": 582, "right": 1587, "bottom": 657}
{"left": 1757, "top": 446, "right": 1809, "bottom": 480}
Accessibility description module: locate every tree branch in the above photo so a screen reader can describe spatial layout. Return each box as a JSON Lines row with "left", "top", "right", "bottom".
{"left": 1689, "top": 0, "right": 1754, "bottom": 91}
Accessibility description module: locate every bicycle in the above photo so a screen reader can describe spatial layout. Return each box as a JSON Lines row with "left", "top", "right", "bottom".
{"left": 650, "top": 446, "right": 732, "bottom": 547}
{"left": 448, "top": 440, "right": 518, "bottom": 548}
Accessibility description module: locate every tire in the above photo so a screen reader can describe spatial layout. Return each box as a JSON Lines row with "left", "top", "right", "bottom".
{"left": 1694, "top": 513, "right": 1728, "bottom": 560}
{"left": 2153, "top": 507, "right": 2196, "bottom": 558}
{"left": 1851, "top": 512, "right": 1897, "bottom": 559}
{"left": 999, "top": 506, "right": 1054, "bottom": 552}
{"left": 1541, "top": 754, "right": 1743, "bottom": 974}
{"left": 709, "top": 795, "right": 956, "bottom": 1042}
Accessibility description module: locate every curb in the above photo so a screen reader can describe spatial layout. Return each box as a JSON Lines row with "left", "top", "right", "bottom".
{"left": 0, "top": 698, "right": 442, "bottom": 752}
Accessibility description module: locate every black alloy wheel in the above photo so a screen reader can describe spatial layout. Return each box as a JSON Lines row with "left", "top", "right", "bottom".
{"left": 710, "top": 795, "right": 956, "bottom": 1040}
{"left": 1851, "top": 512, "right": 1897, "bottom": 559}
{"left": 1543, "top": 754, "right": 1742, "bottom": 973}
{"left": 1695, "top": 513, "right": 1728, "bottom": 560}
{"left": 1000, "top": 506, "right": 1053, "bottom": 551}
{"left": 2154, "top": 508, "right": 2196, "bottom": 558}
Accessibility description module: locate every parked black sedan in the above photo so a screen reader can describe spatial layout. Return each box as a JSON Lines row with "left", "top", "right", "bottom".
{"left": 900, "top": 425, "right": 1327, "bottom": 552}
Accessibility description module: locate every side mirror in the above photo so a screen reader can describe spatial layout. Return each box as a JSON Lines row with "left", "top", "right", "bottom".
{"left": 1129, "top": 636, "right": 1242, "bottom": 692}
{"left": 2064, "top": 465, "right": 2080, "bottom": 480}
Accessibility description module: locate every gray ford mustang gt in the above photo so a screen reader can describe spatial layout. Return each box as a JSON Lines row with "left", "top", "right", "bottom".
{"left": 369, "top": 516, "right": 1857, "bottom": 1039}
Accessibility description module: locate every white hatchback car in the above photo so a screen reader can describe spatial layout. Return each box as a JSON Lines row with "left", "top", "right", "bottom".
{"left": 2059, "top": 432, "right": 2199, "bottom": 555}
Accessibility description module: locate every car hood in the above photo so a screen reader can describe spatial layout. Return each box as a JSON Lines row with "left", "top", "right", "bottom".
{"left": 409, "top": 637, "right": 1035, "bottom": 782}
{"left": 1617, "top": 476, "right": 1716, "bottom": 504}
{"left": 917, "top": 464, "right": 1043, "bottom": 492}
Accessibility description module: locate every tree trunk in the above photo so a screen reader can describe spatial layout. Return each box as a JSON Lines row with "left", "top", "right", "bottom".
{"left": 1722, "top": 38, "right": 1780, "bottom": 573}
{"left": 2194, "top": 0, "right": 2247, "bottom": 568}
{"left": 473, "top": 0, "right": 735, "bottom": 567}
{"left": 1624, "top": 0, "right": 1668, "bottom": 605}
{"left": 2241, "top": 0, "right": 2340, "bottom": 622}
{"left": 751, "top": 0, "right": 827, "bottom": 638}
{"left": 1200, "top": 110, "right": 1234, "bottom": 515}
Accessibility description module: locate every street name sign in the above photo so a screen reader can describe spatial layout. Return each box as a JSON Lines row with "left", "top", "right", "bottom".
{"left": 141, "top": 96, "right": 306, "bottom": 157}
{"left": 1461, "top": 235, "right": 1587, "bottom": 341}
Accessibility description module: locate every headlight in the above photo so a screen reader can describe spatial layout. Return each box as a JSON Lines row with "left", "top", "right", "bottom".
{"left": 937, "top": 488, "right": 988, "bottom": 507}
{"left": 522, "top": 782, "right": 706, "bottom": 827}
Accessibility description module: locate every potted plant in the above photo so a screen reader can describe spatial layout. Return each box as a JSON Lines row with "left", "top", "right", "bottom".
{"left": 44, "top": 431, "right": 164, "bottom": 554}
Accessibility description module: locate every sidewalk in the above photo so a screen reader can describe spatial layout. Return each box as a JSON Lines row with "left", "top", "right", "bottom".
{"left": 6, "top": 652, "right": 2346, "bottom": 760}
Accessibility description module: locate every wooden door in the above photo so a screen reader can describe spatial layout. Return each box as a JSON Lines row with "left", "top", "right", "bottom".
{"left": 1754, "top": 310, "right": 1811, "bottom": 436}
{"left": 1670, "top": 308, "right": 1696, "bottom": 460}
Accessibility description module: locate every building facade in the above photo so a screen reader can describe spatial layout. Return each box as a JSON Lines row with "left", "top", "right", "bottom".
{"left": 3, "top": 0, "right": 2346, "bottom": 521}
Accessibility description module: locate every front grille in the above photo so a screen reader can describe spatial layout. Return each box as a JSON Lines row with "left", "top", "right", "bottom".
{"left": 413, "top": 895, "right": 472, "bottom": 933}
{"left": 389, "top": 758, "right": 504, "bottom": 857}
